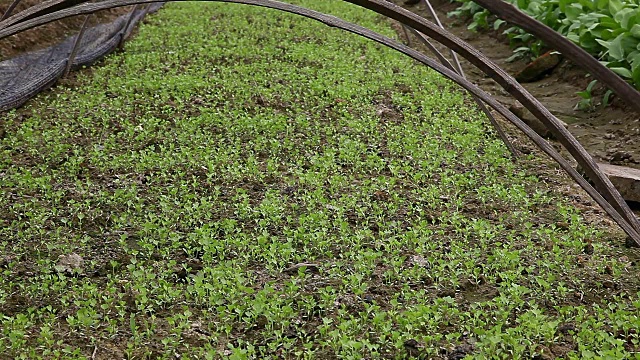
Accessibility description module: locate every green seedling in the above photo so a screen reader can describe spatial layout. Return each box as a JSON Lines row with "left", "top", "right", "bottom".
{"left": 0, "top": 0, "right": 638, "bottom": 358}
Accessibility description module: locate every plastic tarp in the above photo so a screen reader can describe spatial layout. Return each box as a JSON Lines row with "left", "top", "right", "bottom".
{"left": 0, "top": 3, "right": 163, "bottom": 111}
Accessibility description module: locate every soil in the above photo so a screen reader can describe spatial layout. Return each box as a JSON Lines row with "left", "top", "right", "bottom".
{"left": 0, "top": 0, "right": 135, "bottom": 61}
{"left": 3, "top": 0, "right": 639, "bottom": 170}
{"left": 1, "top": 3, "right": 640, "bottom": 357}
{"left": 395, "top": 0, "right": 640, "bottom": 170}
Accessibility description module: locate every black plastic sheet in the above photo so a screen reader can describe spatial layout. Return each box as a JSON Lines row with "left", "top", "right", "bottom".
{"left": 0, "top": 3, "right": 163, "bottom": 111}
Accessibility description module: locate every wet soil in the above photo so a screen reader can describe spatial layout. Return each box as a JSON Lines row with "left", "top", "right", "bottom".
{"left": 396, "top": 0, "right": 640, "bottom": 170}
{"left": 0, "top": 0, "right": 134, "bottom": 61}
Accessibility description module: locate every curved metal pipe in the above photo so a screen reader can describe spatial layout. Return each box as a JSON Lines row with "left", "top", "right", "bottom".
{"left": 0, "top": 0, "right": 638, "bottom": 244}
{"left": 3, "top": 0, "right": 637, "bottom": 235}
{"left": 343, "top": 0, "right": 640, "bottom": 235}
{"left": 403, "top": 25, "right": 518, "bottom": 158}
{"left": 472, "top": 0, "right": 640, "bottom": 114}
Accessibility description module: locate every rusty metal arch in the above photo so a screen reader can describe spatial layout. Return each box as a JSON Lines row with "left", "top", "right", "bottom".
{"left": 1, "top": 0, "right": 639, "bottom": 245}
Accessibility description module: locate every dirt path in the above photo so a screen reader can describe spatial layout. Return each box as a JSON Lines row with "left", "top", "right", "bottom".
{"left": 398, "top": 0, "right": 640, "bottom": 170}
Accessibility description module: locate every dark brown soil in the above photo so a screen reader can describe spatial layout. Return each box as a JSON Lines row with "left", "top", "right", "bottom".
{"left": 0, "top": 0, "right": 134, "bottom": 61}
{"left": 1, "top": 4, "right": 640, "bottom": 356}
{"left": 4, "top": 0, "right": 639, "bottom": 170}
{"left": 396, "top": 0, "right": 640, "bottom": 170}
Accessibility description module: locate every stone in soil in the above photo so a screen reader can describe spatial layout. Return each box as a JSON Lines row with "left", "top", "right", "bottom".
{"left": 515, "top": 51, "right": 563, "bottom": 83}
{"left": 606, "top": 149, "right": 635, "bottom": 163}
{"left": 283, "top": 262, "right": 319, "bottom": 274}
{"left": 598, "top": 163, "right": 640, "bottom": 203}
{"left": 408, "top": 254, "right": 430, "bottom": 268}
{"left": 55, "top": 253, "right": 84, "bottom": 275}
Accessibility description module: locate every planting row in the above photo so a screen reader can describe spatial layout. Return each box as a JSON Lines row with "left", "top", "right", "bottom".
{"left": 450, "top": 0, "right": 640, "bottom": 89}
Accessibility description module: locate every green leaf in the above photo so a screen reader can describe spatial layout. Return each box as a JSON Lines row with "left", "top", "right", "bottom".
{"left": 626, "top": 50, "right": 640, "bottom": 63}
{"left": 632, "top": 65, "right": 640, "bottom": 88}
{"left": 608, "top": 34, "right": 627, "bottom": 60}
{"left": 631, "top": 24, "right": 640, "bottom": 38}
{"left": 586, "top": 23, "right": 604, "bottom": 38}
{"left": 602, "top": 90, "right": 614, "bottom": 108}
{"left": 599, "top": 16, "right": 619, "bottom": 30}
{"left": 517, "top": 0, "right": 529, "bottom": 10}
{"left": 574, "top": 98, "right": 594, "bottom": 111}
{"left": 576, "top": 90, "right": 591, "bottom": 100}
{"left": 609, "top": 0, "right": 624, "bottom": 15}
{"left": 566, "top": 33, "right": 580, "bottom": 43}
{"left": 564, "top": 3, "right": 583, "bottom": 21}
{"left": 596, "top": 39, "right": 611, "bottom": 50}
{"left": 629, "top": 52, "right": 640, "bottom": 70}
{"left": 614, "top": 8, "right": 637, "bottom": 29}
{"left": 622, "top": 34, "right": 638, "bottom": 56}
{"left": 611, "top": 27, "right": 628, "bottom": 38}
{"left": 596, "top": 0, "right": 609, "bottom": 11}
{"left": 609, "top": 67, "right": 632, "bottom": 78}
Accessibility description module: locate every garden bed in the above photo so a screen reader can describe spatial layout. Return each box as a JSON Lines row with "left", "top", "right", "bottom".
{"left": 399, "top": 0, "right": 640, "bottom": 185}
{"left": 1, "top": 1, "right": 640, "bottom": 358}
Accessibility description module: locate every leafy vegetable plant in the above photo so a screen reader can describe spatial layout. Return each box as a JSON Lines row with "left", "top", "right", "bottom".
{"left": 450, "top": 0, "right": 640, "bottom": 89}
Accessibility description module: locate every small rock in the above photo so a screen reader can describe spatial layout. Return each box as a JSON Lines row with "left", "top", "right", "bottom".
{"left": 532, "top": 344, "right": 554, "bottom": 360}
{"left": 438, "top": 288, "right": 456, "bottom": 298}
{"left": 515, "top": 51, "right": 563, "bottom": 83}
{"left": 325, "top": 204, "right": 339, "bottom": 211}
{"left": 458, "top": 278, "right": 477, "bottom": 291}
{"left": 173, "top": 258, "right": 204, "bottom": 282}
{"left": 283, "top": 263, "right": 319, "bottom": 275}
{"left": 550, "top": 344, "right": 572, "bottom": 357}
{"left": 56, "top": 253, "right": 84, "bottom": 275}
{"left": 408, "top": 255, "right": 430, "bottom": 268}
{"left": 508, "top": 101, "right": 525, "bottom": 118}
{"left": 609, "top": 150, "right": 633, "bottom": 162}
{"left": 376, "top": 105, "right": 402, "bottom": 122}
{"left": 0, "top": 255, "right": 14, "bottom": 269}
{"left": 448, "top": 344, "right": 474, "bottom": 360}
{"left": 404, "top": 339, "right": 420, "bottom": 348}
{"left": 254, "top": 314, "right": 268, "bottom": 329}
{"left": 190, "top": 321, "right": 211, "bottom": 336}
{"left": 625, "top": 236, "right": 640, "bottom": 248}
{"left": 372, "top": 190, "right": 390, "bottom": 201}
{"left": 604, "top": 133, "right": 616, "bottom": 140}
{"left": 598, "top": 163, "right": 640, "bottom": 202}
{"left": 404, "top": 339, "right": 422, "bottom": 357}
{"left": 576, "top": 255, "right": 588, "bottom": 267}
{"left": 557, "top": 323, "right": 577, "bottom": 335}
